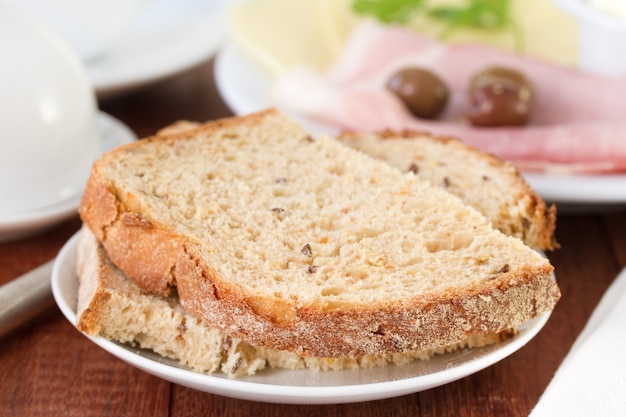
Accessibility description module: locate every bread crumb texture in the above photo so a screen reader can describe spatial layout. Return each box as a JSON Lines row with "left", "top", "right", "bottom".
{"left": 339, "top": 130, "right": 558, "bottom": 251}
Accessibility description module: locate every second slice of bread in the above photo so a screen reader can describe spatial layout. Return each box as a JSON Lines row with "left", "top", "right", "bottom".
{"left": 79, "top": 109, "right": 559, "bottom": 358}
{"left": 339, "top": 131, "right": 558, "bottom": 251}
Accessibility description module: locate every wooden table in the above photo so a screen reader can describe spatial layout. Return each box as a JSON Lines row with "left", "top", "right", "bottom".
{"left": 1, "top": 58, "right": 625, "bottom": 417}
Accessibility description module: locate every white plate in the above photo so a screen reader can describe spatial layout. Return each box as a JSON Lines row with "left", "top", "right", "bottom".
{"left": 52, "top": 231, "right": 552, "bottom": 405}
{"left": 88, "top": 0, "right": 226, "bottom": 98}
{"left": 214, "top": 43, "right": 626, "bottom": 209}
{"left": 0, "top": 113, "right": 135, "bottom": 242}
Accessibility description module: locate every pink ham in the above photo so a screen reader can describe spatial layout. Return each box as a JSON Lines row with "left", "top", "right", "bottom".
{"left": 272, "top": 21, "right": 626, "bottom": 173}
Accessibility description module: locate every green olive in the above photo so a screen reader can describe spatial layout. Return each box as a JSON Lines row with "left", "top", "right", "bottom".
{"left": 465, "top": 66, "right": 533, "bottom": 127}
{"left": 386, "top": 67, "right": 449, "bottom": 119}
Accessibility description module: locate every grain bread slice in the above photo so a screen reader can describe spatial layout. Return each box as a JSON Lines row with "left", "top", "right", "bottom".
{"left": 76, "top": 227, "right": 516, "bottom": 377}
{"left": 338, "top": 131, "right": 558, "bottom": 251}
{"left": 78, "top": 109, "right": 560, "bottom": 358}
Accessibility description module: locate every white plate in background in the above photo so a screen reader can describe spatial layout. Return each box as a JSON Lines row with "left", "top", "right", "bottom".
{"left": 89, "top": 0, "right": 227, "bottom": 98}
{"left": 52, "top": 231, "right": 552, "bottom": 405}
{"left": 214, "top": 43, "right": 626, "bottom": 210}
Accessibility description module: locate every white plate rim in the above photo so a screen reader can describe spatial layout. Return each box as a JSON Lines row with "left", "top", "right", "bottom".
{"left": 52, "top": 231, "right": 552, "bottom": 405}
{"left": 0, "top": 113, "right": 135, "bottom": 241}
{"left": 214, "top": 42, "right": 626, "bottom": 207}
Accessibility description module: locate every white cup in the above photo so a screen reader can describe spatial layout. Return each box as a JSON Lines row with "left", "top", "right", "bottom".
{"left": 0, "top": 0, "right": 149, "bottom": 61}
{"left": 556, "top": 0, "right": 626, "bottom": 75}
{"left": 0, "top": 7, "right": 101, "bottom": 216}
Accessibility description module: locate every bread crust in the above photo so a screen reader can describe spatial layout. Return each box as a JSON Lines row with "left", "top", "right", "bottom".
{"left": 175, "top": 246, "right": 556, "bottom": 357}
{"left": 79, "top": 109, "right": 560, "bottom": 358}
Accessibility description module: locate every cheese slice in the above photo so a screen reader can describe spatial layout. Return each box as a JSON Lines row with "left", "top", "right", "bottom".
{"left": 228, "top": 0, "right": 335, "bottom": 75}
{"left": 228, "top": 0, "right": 579, "bottom": 75}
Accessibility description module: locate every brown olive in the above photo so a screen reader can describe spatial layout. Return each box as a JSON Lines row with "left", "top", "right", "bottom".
{"left": 386, "top": 67, "right": 449, "bottom": 119}
{"left": 465, "top": 66, "right": 533, "bottom": 127}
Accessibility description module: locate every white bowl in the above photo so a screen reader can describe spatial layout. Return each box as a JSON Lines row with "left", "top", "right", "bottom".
{"left": 0, "top": 7, "right": 100, "bottom": 216}
{"left": 556, "top": 0, "right": 626, "bottom": 75}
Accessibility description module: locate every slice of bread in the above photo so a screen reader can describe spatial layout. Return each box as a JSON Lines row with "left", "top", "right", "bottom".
{"left": 339, "top": 131, "right": 558, "bottom": 251}
{"left": 78, "top": 109, "right": 559, "bottom": 358}
{"left": 76, "top": 227, "right": 516, "bottom": 377}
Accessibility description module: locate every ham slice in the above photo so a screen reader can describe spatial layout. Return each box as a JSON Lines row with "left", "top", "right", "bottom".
{"left": 272, "top": 20, "right": 626, "bottom": 173}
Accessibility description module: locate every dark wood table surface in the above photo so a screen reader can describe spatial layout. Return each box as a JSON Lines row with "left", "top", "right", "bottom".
{"left": 1, "top": 57, "right": 625, "bottom": 417}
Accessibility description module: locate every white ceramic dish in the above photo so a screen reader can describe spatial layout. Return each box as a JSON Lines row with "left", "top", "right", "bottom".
{"left": 52, "top": 231, "right": 552, "bottom": 405}
{"left": 214, "top": 43, "right": 626, "bottom": 209}
{"left": 88, "top": 0, "right": 227, "bottom": 98}
{"left": 0, "top": 113, "right": 135, "bottom": 241}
